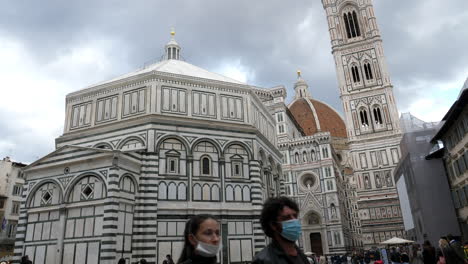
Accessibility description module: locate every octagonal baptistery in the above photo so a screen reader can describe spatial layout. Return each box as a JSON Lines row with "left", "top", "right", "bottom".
{"left": 15, "top": 34, "right": 283, "bottom": 264}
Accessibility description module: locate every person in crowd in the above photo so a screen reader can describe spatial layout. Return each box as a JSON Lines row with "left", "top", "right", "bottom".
{"left": 20, "top": 256, "right": 32, "bottom": 264}
{"left": 139, "top": 259, "right": 147, "bottom": 264}
{"left": 253, "top": 196, "right": 309, "bottom": 264}
{"left": 177, "top": 214, "right": 221, "bottom": 264}
{"left": 401, "top": 252, "right": 410, "bottom": 264}
{"left": 412, "top": 244, "right": 424, "bottom": 264}
{"left": 364, "top": 252, "right": 371, "bottom": 264}
{"left": 118, "top": 258, "right": 126, "bottom": 264}
{"left": 163, "top": 254, "right": 175, "bottom": 264}
{"left": 390, "top": 247, "right": 401, "bottom": 264}
{"left": 447, "top": 234, "right": 466, "bottom": 264}
{"left": 423, "top": 240, "right": 437, "bottom": 264}
{"left": 320, "top": 255, "right": 326, "bottom": 264}
{"left": 439, "top": 238, "right": 462, "bottom": 264}
{"left": 305, "top": 252, "right": 317, "bottom": 264}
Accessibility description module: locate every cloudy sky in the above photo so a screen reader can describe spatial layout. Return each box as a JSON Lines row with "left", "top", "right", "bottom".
{"left": 1, "top": 0, "right": 467, "bottom": 163}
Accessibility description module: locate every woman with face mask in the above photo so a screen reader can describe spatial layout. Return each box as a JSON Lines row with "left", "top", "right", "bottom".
{"left": 177, "top": 214, "right": 221, "bottom": 264}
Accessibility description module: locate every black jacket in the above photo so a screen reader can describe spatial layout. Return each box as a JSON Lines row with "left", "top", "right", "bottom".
{"left": 253, "top": 241, "right": 309, "bottom": 264}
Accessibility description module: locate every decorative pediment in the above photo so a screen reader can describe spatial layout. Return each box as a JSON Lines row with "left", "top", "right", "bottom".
{"left": 165, "top": 149, "right": 181, "bottom": 156}
{"left": 230, "top": 154, "right": 244, "bottom": 160}
{"left": 24, "top": 145, "right": 114, "bottom": 171}
{"left": 300, "top": 191, "right": 323, "bottom": 219}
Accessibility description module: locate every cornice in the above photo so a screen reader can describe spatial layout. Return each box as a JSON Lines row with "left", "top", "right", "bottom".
{"left": 66, "top": 70, "right": 252, "bottom": 104}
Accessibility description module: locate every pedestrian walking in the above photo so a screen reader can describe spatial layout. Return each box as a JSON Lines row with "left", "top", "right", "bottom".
{"left": 423, "top": 241, "right": 437, "bottom": 264}
{"left": 177, "top": 214, "right": 221, "bottom": 264}
{"left": 390, "top": 247, "right": 401, "bottom": 264}
{"left": 252, "top": 196, "right": 309, "bottom": 264}
{"left": 163, "top": 254, "right": 175, "bottom": 264}
{"left": 20, "top": 255, "right": 32, "bottom": 264}
{"left": 401, "top": 252, "right": 409, "bottom": 264}
{"left": 447, "top": 234, "right": 466, "bottom": 264}
{"left": 412, "top": 245, "right": 424, "bottom": 264}
{"left": 439, "top": 238, "right": 461, "bottom": 264}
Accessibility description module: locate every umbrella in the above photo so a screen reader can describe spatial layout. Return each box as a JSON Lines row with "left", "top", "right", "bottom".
{"left": 380, "top": 237, "right": 414, "bottom": 245}
{"left": 305, "top": 252, "right": 315, "bottom": 256}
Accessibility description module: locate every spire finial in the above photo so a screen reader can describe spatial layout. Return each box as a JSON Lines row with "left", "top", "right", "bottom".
{"left": 170, "top": 27, "right": 175, "bottom": 37}
{"left": 297, "top": 70, "right": 301, "bottom": 78}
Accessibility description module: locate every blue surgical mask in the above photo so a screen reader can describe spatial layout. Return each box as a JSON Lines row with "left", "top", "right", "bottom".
{"left": 279, "top": 219, "right": 302, "bottom": 242}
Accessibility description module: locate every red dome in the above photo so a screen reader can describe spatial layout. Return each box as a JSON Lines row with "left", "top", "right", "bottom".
{"left": 289, "top": 98, "right": 347, "bottom": 138}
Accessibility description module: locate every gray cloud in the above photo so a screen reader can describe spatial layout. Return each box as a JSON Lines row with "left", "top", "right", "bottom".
{"left": 0, "top": 0, "right": 467, "bottom": 162}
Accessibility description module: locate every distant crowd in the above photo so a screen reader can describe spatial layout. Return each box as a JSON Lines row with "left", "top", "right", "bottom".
{"left": 16, "top": 196, "right": 468, "bottom": 264}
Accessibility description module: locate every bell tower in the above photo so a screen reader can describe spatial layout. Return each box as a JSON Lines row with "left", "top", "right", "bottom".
{"left": 322, "top": 0, "right": 404, "bottom": 248}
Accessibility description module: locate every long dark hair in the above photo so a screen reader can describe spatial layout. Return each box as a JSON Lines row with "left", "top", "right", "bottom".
{"left": 177, "top": 214, "right": 217, "bottom": 264}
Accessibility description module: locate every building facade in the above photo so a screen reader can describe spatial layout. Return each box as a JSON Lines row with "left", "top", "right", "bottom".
{"left": 0, "top": 157, "right": 26, "bottom": 260}
{"left": 431, "top": 78, "right": 468, "bottom": 240}
{"left": 322, "top": 0, "right": 405, "bottom": 248}
{"left": 254, "top": 74, "right": 359, "bottom": 255}
{"left": 395, "top": 113, "right": 460, "bottom": 246}
{"left": 11, "top": 0, "right": 412, "bottom": 260}
{"left": 14, "top": 35, "right": 283, "bottom": 264}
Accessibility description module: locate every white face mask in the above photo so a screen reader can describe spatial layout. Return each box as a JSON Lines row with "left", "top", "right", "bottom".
{"left": 194, "top": 239, "right": 222, "bottom": 257}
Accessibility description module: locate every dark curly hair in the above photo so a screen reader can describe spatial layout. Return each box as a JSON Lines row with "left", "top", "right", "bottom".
{"left": 260, "top": 196, "right": 299, "bottom": 237}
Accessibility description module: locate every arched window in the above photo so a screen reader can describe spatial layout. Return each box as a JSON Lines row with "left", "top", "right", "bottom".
{"left": 373, "top": 107, "right": 383, "bottom": 124}
{"left": 120, "top": 176, "right": 136, "bottom": 193}
{"left": 351, "top": 65, "right": 361, "bottom": 83}
{"left": 295, "top": 153, "right": 300, "bottom": 164}
{"left": 226, "top": 185, "right": 234, "bottom": 201}
{"left": 158, "top": 182, "right": 167, "bottom": 200}
{"left": 201, "top": 156, "right": 211, "bottom": 176}
{"left": 364, "top": 62, "right": 374, "bottom": 80}
{"left": 359, "top": 109, "right": 369, "bottom": 126}
{"left": 343, "top": 10, "right": 361, "bottom": 39}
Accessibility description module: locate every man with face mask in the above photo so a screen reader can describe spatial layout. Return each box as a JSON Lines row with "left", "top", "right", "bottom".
{"left": 253, "top": 196, "right": 310, "bottom": 264}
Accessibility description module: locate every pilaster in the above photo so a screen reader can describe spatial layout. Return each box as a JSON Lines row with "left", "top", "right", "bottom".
{"left": 131, "top": 152, "right": 159, "bottom": 264}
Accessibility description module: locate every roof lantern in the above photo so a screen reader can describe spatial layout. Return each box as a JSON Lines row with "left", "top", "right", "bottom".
{"left": 294, "top": 70, "right": 311, "bottom": 99}
{"left": 165, "top": 28, "right": 181, "bottom": 60}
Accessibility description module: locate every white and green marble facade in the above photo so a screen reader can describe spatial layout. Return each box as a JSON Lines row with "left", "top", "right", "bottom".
{"left": 14, "top": 39, "right": 283, "bottom": 264}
